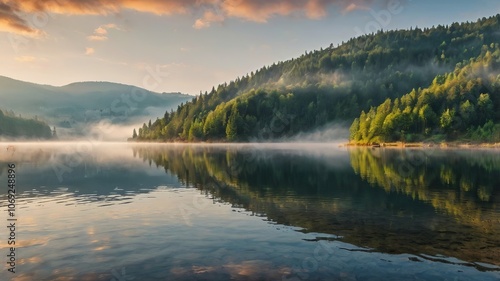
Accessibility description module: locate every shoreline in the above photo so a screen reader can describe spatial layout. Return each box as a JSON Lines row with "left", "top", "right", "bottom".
{"left": 343, "top": 142, "right": 500, "bottom": 149}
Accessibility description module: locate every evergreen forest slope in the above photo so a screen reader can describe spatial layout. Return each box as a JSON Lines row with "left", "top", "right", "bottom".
{"left": 134, "top": 15, "right": 500, "bottom": 143}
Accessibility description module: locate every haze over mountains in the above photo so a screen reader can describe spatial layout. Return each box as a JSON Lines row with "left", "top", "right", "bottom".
{"left": 0, "top": 76, "right": 191, "bottom": 140}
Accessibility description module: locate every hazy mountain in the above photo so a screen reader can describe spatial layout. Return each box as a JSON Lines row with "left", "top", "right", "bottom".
{"left": 0, "top": 76, "right": 191, "bottom": 139}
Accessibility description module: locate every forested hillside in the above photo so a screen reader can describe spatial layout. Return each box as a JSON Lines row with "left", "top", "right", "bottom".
{"left": 350, "top": 46, "right": 500, "bottom": 144}
{"left": 133, "top": 15, "right": 500, "bottom": 142}
{"left": 0, "top": 110, "right": 52, "bottom": 139}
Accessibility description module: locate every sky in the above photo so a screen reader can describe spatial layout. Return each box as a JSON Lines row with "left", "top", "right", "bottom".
{"left": 0, "top": 0, "right": 499, "bottom": 96}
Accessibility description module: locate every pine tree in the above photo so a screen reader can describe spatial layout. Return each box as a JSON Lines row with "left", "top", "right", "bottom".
{"left": 226, "top": 103, "right": 240, "bottom": 141}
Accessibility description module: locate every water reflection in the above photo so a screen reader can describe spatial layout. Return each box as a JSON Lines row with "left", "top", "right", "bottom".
{"left": 0, "top": 143, "right": 498, "bottom": 280}
{"left": 133, "top": 144, "right": 500, "bottom": 269}
{"left": 0, "top": 143, "right": 183, "bottom": 205}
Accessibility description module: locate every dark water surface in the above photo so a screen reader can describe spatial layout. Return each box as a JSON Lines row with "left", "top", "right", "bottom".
{"left": 0, "top": 143, "right": 499, "bottom": 281}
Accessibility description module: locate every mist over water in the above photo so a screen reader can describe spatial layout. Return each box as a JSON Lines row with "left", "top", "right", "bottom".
{"left": 87, "top": 121, "right": 138, "bottom": 141}
{"left": 285, "top": 122, "right": 350, "bottom": 143}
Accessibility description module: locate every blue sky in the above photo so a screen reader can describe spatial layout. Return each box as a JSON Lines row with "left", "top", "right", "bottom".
{"left": 1, "top": 0, "right": 499, "bottom": 95}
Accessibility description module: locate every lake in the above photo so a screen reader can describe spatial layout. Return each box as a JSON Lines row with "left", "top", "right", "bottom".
{"left": 0, "top": 143, "right": 499, "bottom": 281}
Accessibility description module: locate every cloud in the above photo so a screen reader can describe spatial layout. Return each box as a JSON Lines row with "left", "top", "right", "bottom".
{"left": 15, "top": 55, "right": 37, "bottom": 62}
{"left": 0, "top": 0, "right": 376, "bottom": 35}
{"left": 14, "top": 55, "right": 48, "bottom": 62}
{"left": 94, "top": 26, "right": 107, "bottom": 35}
{"left": 87, "top": 35, "right": 107, "bottom": 41}
{"left": 221, "top": 0, "right": 374, "bottom": 22}
{"left": 343, "top": 3, "right": 370, "bottom": 13}
{"left": 193, "top": 19, "right": 208, "bottom": 29}
{"left": 0, "top": 1, "right": 36, "bottom": 35}
{"left": 222, "top": 0, "right": 303, "bottom": 22}
{"left": 102, "top": 23, "right": 118, "bottom": 29}
{"left": 13, "top": 0, "right": 209, "bottom": 15}
{"left": 193, "top": 10, "right": 224, "bottom": 29}
{"left": 85, "top": 47, "right": 95, "bottom": 55}
{"left": 87, "top": 23, "right": 120, "bottom": 41}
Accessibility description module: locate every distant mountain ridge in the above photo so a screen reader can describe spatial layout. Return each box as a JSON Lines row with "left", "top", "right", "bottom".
{"left": 59, "top": 81, "right": 184, "bottom": 96}
{"left": 0, "top": 76, "right": 191, "bottom": 139}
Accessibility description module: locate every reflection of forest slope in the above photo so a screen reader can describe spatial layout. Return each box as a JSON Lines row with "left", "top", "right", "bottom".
{"left": 133, "top": 145, "right": 500, "bottom": 268}
{"left": 348, "top": 148, "right": 499, "bottom": 228}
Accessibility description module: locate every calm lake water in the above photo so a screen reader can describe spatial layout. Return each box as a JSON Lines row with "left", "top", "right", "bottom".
{"left": 0, "top": 143, "right": 499, "bottom": 281}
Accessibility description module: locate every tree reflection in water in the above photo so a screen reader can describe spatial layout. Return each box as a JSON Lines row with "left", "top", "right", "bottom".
{"left": 133, "top": 145, "right": 500, "bottom": 269}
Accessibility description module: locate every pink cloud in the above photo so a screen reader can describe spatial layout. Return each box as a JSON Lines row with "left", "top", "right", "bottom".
{"left": 0, "top": 0, "right": 375, "bottom": 34}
